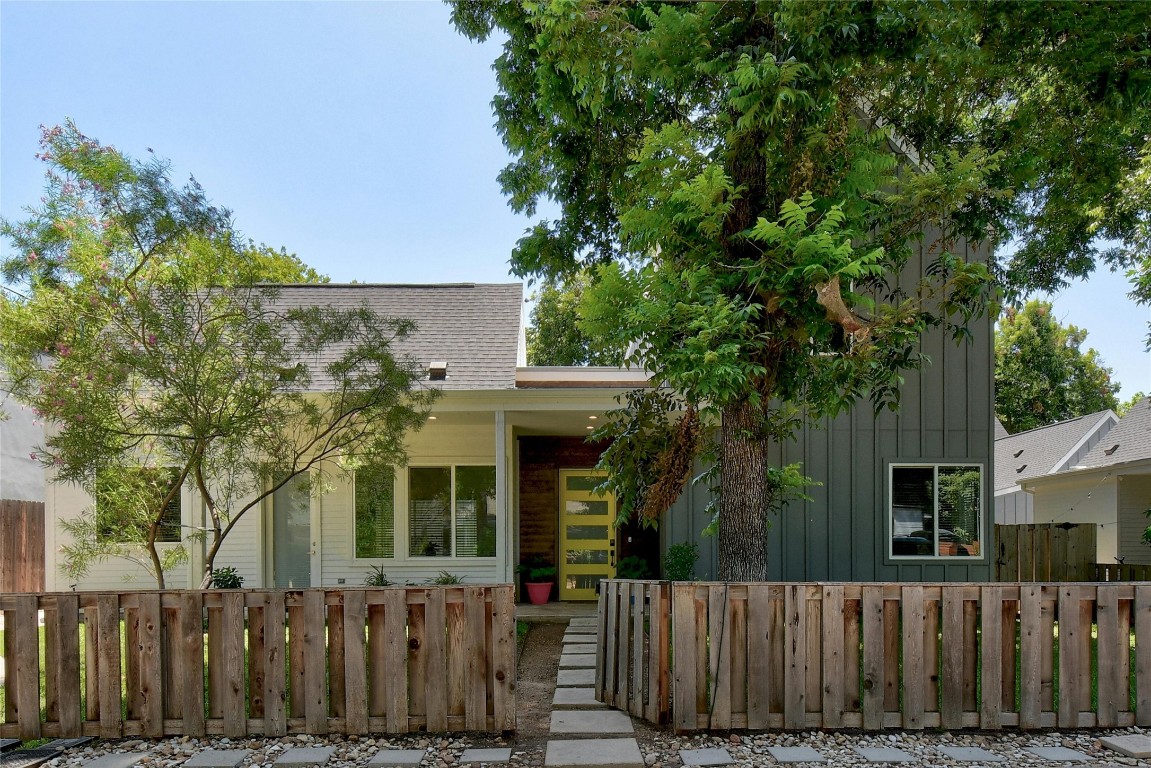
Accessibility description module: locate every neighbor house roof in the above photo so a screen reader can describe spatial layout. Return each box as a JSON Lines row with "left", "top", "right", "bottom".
{"left": 272, "top": 283, "right": 524, "bottom": 391}
{"left": 1078, "top": 397, "right": 1151, "bottom": 469}
{"left": 994, "top": 409, "right": 1117, "bottom": 494}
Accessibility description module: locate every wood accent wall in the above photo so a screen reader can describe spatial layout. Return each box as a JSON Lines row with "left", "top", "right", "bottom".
{"left": 517, "top": 437, "right": 658, "bottom": 577}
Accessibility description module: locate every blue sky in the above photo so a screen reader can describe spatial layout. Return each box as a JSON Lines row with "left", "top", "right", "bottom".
{"left": 1, "top": 1, "right": 1147, "bottom": 398}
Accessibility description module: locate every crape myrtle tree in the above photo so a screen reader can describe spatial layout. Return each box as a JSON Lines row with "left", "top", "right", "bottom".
{"left": 0, "top": 122, "right": 436, "bottom": 588}
{"left": 451, "top": 2, "right": 1006, "bottom": 580}
{"left": 995, "top": 300, "right": 1120, "bottom": 433}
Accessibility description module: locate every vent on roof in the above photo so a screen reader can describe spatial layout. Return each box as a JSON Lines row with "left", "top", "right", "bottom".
{"left": 1016, "top": 464, "right": 1028, "bottom": 473}
{"left": 428, "top": 361, "right": 448, "bottom": 381}
{"left": 1013, "top": 449, "right": 1024, "bottom": 458}
{"left": 1104, "top": 443, "right": 1120, "bottom": 456}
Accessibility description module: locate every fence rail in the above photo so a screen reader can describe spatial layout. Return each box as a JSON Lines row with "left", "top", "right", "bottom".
{"left": 598, "top": 579, "right": 1151, "bottom": 732}
{"left": 1, "top": 586, "right": 516, "bottom": 739}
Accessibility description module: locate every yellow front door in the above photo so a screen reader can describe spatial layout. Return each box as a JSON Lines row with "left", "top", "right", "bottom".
{"left": 558, "top": 470, "right": 617, "bottom": 601}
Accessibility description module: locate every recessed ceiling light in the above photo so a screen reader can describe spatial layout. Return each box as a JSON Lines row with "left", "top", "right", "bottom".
{"left": 586, "top": 426, "right": 594, "bottom": 430}
{"left": 588, "top": 415, "right": 598, "bottom": 420}
{"left": 428, "top": 416, "right": 437, "bottom": 420}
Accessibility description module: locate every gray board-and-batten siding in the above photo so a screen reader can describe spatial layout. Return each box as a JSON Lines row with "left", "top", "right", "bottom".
{"left": 663, "top": 231, "right": 994, "bottom": 582}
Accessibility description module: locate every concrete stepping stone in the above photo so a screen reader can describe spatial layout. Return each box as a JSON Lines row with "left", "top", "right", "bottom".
{"left": 369, "top": 750, "right": 426, "bottom": 766}
{"left": 1025, "top": 747, "right": 1094, "bottom": 762}
{"left": 552, "top": 687, "right": 607, "bottom": 708}
{"left": 1101, "top": 735, "right": 1151, "bottom": 759}
{"left": 568, "top": 619, "right": 598, "bottom": 628}
{"left": 766, "top": 747, "right": 827, "bottom": 763}
{"left": 559, "top": 653, "right": 597, "bottom": 668}
{"left": 183, "top": 751, "right": 251, "bottom": 768}
{"left": 80, "top": 755, "right": 151, "bottom": 768}
{"left": 937, "top": 746, "right": 1005, "bottom": 762}
{"left": 550, "top": 709, "right": 634, "bottom": 734}
{"left": 557, "top": 668, "right": 596, "bottom": 686}
{"left": 274, "top": 747, "right": 336, "bottom": 767}
{"left": 853, "top": 747, "right": 916, "bottom": 763}
{"left": 459, "top": 748, "right": 512, "bottom": 764}
{"left": 563, "top": 643, "right": 598, "bottom": 655}
{"left": 40, "top": 739, "right": 94, "bottom": 752}
{"left": 4, "top": 750, "right": 66, "bottom": 768}
{"left": 680, "top": 748, "right": 733, "bottom": 766}
{"left": 544, "top": 738, "right": 643, "bottom": 768}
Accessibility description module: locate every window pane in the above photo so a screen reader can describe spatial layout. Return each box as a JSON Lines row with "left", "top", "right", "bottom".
{"left": 455, "top": 466, "right": 497, "bottom": 557}
{"left": 565, "top": 475, "right": 602, "bottom": 491}
{"left": 567, "top": 524, "right": 609, "bottom": 541}
{"left": 890, "top": 466, "right": 934, "bottom": 557}
{"left": 272, "top": 474, "right": 311, "bottom": 588}
{"left": 410, "top": 467, "right": 451, "bottom": 557}
{"left": 565, "top": 500, "right": 609, "bottom": 516}
{"left": 355, "top": 466, "right": 395, "bottom": 558}
{"left": 937, "top": 466, "right": 981, "bottom": 557}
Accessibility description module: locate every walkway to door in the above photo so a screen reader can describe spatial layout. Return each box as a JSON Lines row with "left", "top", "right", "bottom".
{"left": 514, "top": 601, "right": 597, "bottom": 621}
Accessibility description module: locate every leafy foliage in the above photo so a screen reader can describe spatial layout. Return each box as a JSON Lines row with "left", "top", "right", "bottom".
{"left": 454, "top": 2, "right": 1005, "bottom": 578}
{"left": 995, "top": 300, "right": 1120, "bottom": 433}
{"left": 363, "top": 565, "right": 393, "bottom": 587}
{"left": 615, "top": 555, "right": 650, "bottom": 580}
{"left": 663, "top": 541, "right": 700, "bottom": 582}
{"left": 427, "top": 570, "right": 465, "bottom": 585}
{"left": 0, "top": 123, "right": 436, "bottom": 587}
{"left": 209, "top": 566, "right": 244, "bottom": 589}
{"left": 525, "top": 270, "right": 623, "bottom": 366}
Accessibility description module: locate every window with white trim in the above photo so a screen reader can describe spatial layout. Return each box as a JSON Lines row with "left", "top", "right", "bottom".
{"left": 409, "top": 465, "right": 497, "bottom": 558}
{"left": 354, "top": 466, "right": 395, "bottom": 559}
{"left": 890, "top": 464, "right": 982, "bottom": 558}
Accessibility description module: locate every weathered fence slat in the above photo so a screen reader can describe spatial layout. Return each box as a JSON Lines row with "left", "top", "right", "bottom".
{"left": 0, "top": 585, "right": 514, "bottom": 739}
{"left": 596, "top": 580, "right": 1151, "bottom": 734}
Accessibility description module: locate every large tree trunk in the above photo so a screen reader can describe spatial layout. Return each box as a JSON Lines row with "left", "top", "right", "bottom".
{"left": 717, "top": 399, "right": 770, "bottom": 581}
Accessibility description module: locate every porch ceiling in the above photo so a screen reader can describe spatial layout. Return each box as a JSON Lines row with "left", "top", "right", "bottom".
{"left": 508, "top": 409, "right": 608, "bottom": 436}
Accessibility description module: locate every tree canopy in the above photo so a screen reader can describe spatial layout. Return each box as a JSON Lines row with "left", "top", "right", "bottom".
{"left": 994, "top": 300, "right": 1120, "bottom": 434}
{"left": 452, "top": 1, "right": 1148, "bottom": 578}
{"left": 525, "top": 270, "right": 623, "bottom": 366}
{"left": 0, "top": 122, "right": 434, "bottom": 587}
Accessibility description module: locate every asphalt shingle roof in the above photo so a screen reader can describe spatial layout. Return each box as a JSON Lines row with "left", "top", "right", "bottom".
{"left": 270, "top": 283, "right": 523, "bottom": 391}
{"left": 994, "top": 409, "right": 1114, "bottom": 493}
{"left": 1080, "top": 397, "right": 1151, "bottom": 468}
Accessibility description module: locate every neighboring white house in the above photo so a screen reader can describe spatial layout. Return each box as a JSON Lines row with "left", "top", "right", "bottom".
{"left": 994, "top": 409, "right": 1117, "bottom": 526}
{"left": 1021, "top": 398, "right": 1151, "bottom": 566}
{"left": 1, "top": 383, "right": 45, "bottom": 502}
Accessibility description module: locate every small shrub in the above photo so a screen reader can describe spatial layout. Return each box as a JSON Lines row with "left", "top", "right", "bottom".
{"left": 363, "top": 565, "right": 393, "bottom": 586}
{"left": 616, "top": 555, "right": 650, "bottom": 579}
{"left": 663, "top": 541, "right": 699, "bottom": 581}
{"left": 427, "top": 570, "right": 464, "bottom": 585}
{"left": 517, "top": 556, "right": 556, "bottom": 582}
{"left": 210, "top": 566, "right": 244, "bottom": 589}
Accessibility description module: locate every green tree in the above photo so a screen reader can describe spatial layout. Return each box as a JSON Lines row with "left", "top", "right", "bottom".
{"left": 1119, "top": 392, "right": 1148, "bottom": 417}
{"left": 453, "top": 2, "right": 1005, "bottom": 579}
{"left": 995, "top": 301, "right": 1120, "bottom": 433}
{"left": 0, "top": 122, "right": 436, "bottom": 588}
{"left": 525, "top": 271, "right": 623, "bottom": 366}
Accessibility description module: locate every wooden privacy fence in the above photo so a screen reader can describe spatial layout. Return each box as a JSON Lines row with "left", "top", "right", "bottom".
{"left": 0, "top": 586, "right": 516, "bottom": 739}
{"left": 598, "top": 579, "right": 1151, "bottom": 733}
{"left": 995, "top": 523, "right": 1096, "bottom": 581}
{"left": 0, "top": 499, "right": 45, "bottom": 593}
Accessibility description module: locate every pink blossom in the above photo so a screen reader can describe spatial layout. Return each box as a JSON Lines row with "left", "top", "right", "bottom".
{"left": 29, "top": 452, "right": 37, "bottom": 461}
{"left": 146, "top": 334, "right": 157, "bottom": 345}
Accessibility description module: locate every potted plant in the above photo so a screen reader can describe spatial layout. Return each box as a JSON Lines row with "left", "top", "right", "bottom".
{"left": 518, "top": 557, "right": 556, "bottom": 605}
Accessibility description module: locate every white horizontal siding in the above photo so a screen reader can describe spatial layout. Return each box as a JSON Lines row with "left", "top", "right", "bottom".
{"left": 1031, "top": 477, "right": 1116, "bottom": 565}
{"left": 1118, "top": 475, "right": 1151, "bottom": 565}
{"left": 319, "top": 419, "right": 506, "bottom": 587}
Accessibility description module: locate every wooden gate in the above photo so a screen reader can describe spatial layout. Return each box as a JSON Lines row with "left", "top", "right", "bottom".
{"left": 995, "top": 523, "right": 1096, "bottom": 581}
{"left": 0, "top": 500, "right": 45, "bottom": 593}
